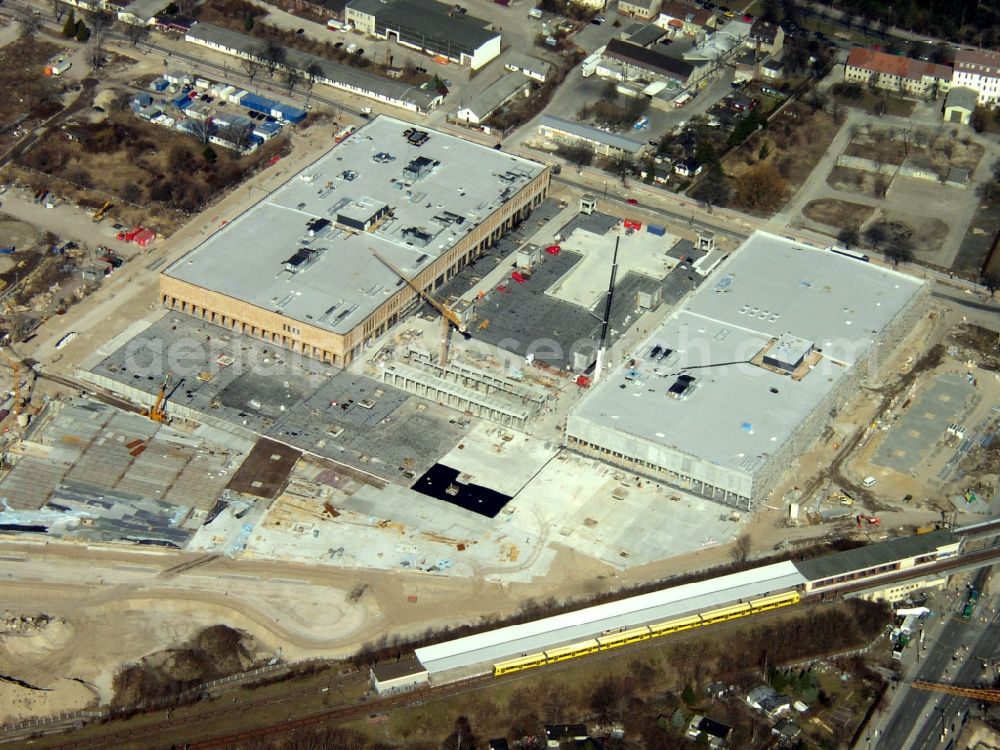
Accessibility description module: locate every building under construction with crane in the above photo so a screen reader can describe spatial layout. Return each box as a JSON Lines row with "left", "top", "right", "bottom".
{"left": 565, "top": 232, "right": 930, "bottom": 511}
{"left": 160, "top": 116, "right": 550, "bottom": 368}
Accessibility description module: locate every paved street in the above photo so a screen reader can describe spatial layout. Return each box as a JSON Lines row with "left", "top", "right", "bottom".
{"left": 873, "top": 568, "right": 998, "bottom": 749}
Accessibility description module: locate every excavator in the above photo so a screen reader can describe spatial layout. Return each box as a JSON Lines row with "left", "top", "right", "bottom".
{"left": 371, "top": 249, "right": 466, "bottom": 364}
{"left": 92, "top": 200, "right": 113, "bottom": 223}
{"left": 145, "top": 374, "right": 171, "bottom": 423}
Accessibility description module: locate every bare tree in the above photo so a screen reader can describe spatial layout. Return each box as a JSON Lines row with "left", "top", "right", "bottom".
{"left": 284, "top": 68, "right": 301, "bottom": 94}
{"left": 304, "top": 61, "right": 323, "bottom": 104}
{"left": 188, "top": 117, "right": 213, "bottom": 146}
{"left": 86, "top": 42, "right": 105, "bottom": 71}
{"left": 262, "top": 39, "right": 286, "bottom": 78}
{"left": 219, "top": 123, "right": 252, "bottom": 151}
{"left": 86, "top": 10, "right": 113, "bottom": 45}
{"left": 16, "top": 5, "right": 42, "bottom": 36}
{"left": 121, "top": 21, "right": 150, "bottom": 47}
{"left": 731, "top": 531, "right": 752, "bottom": 563}
{"left": 872, "top": 173, "right": 889, "bottom": 198}
{"left": 241, "top": 54, "right": 262, "bottom": 89}
{"left": 50, "top": 0, "right": 68, "bottom": 23}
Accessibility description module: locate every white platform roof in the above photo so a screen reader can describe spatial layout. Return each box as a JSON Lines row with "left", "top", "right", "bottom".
{"left": 415, "top": 560, "right": 805, "bottom": 675}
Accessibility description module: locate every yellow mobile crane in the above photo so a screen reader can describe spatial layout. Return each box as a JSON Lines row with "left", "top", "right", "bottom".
{"left": 371, "top": 249, "right": 466, "bottom": 364}
{"left": 146, "top": 374, "right": 171, "bottom": 423}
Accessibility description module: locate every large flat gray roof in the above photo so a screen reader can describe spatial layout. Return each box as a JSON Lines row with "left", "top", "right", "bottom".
{"left": 569, "top": 232, "right": 925, "bottom": 478}
{"left": 165, "top": 116, "right": 545, "bottom": 334}
{"left": 373, "top": 0, "right": 499, "bottom": 51}
{"left": 794, "top": 530, "right": 956, "bottom": 583}
{"left": 538, "top": 115, "right": 647, "bottom": 154}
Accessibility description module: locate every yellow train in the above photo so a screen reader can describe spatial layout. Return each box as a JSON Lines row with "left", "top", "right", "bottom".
{"left": 492, "top": 591, "right": 799, "bottom": 677}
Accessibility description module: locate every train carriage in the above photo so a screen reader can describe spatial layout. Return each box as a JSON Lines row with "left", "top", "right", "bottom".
{"left": 749, "top": 591, "right": 800, "bottom": 612}
{"left": 493, "top": 652, "right": 547, "bottom": 676}
{"left": 648, "top": 614, "right": 703, "bottom": 637}
{"left": 699, "top": 602, "right": 753, "bottom": 625}
{"left": 544, "top": 640, "right": 601, "bottom": 663}
{"left": 596, "top": 626, "right": 653, "bottom": 650}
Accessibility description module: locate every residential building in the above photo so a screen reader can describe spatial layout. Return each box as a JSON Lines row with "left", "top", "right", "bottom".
{"left": 746, "top": 685, "right": 791, "bottom": 719}
{"left": 161, "top": 116, "right": 549, "bottom": 368}
{"left": 772, "top": 718, "right": 802, "bottom": 744}
{"left": 602, "top": 38, "right": 695, "bottom": 85}
{"left": 504, "top": 52, "right": 555, "bottom": 83}
{"left": 537, "top": 115, "right": 648, "bottom": 158}
{"left": 844, "top": 47, "right": 951, "bottom": 99}
{"left": 945, "top": 86, "right": 978, "bottom": 124}
{"left": 656, "top": 0, "right": 716, "bottom": 36}
{"left": 761, "top": 57, "right": 785, "bottom": 80}
{"left": 618, "top": 0, "right": 660, "bottom": 20}
{"left": 116, "top": 0, "right": 169, "bottom": 24}
{"left": 673, "top": 157, "right": 701, "bottom": 177}
{"left": 953, "top": 49, "right": 1000, "bottom": 107}
{"left": 455, "top": 73, "right": 528, "bottom": 125}
{"left": 687, "top": 714, "right": 733, "bottom": 748}
{"left": 624, "top": 22, "right": 668, "bottom": 47}
{"left": 747, "top": 19, "right": 783, "bottom": 54}
{"left": 544, "top": 725, "right": 588, "bottom": 748}
{"left": 345, "top": 0, "right": 501, "bottom": 70}
{"left": 640, "top": 162, "right": 672, "bottom": 184}
{"left": 370, "top": 657, "right": 428, "bottom": 694}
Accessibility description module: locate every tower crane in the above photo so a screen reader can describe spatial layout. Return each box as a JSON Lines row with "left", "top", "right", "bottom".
{"left": 912, "top": 680, "right": 1000, "bottom": 702}
{"left": 371, "top": 249, "right": 466, "bottom": 364}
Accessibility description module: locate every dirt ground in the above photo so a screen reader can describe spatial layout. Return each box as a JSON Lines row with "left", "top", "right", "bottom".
{"left": 802, "top": 197, "right": 874, "bottom": 230}
{"left": 0, "top": 36, "right": 66, "bottom": 155}
{"left": 724, "top": 105, "right": 841, "bottom": 213}
{"left": 867, "top": 209, "right": 950, "bottom": 260}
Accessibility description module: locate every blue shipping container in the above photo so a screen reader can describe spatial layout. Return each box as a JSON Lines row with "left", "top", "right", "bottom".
{"left": 0, "top": 246, "right": 15, "bottom": 255}
{"left": 647, "top": 224, "right": 666, "bottom": 236}
{"left": 242, "top": 93, "right": 279, "bottom": 114}
{"left": 276, "top": 105, "right": 306, "bottom": 124}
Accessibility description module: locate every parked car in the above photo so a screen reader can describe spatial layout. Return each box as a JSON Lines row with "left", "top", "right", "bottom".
{"left": 626, "top": 198, "right": 639, "bottom": 205}
{"left": 296, "top": 27, "right": 304, "bottom": 34}
{"left": 590, "top": 15, "right": 604, "bottom": 24}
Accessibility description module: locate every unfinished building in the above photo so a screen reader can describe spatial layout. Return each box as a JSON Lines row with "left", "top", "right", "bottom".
{"left": 565, "top": 232, "right": 929, "bottom": 510}
{"left": 160, "top": 116, "right": 550, "bottom": 367}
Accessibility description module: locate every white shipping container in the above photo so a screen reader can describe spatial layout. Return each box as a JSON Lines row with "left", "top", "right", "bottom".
{"left": 194, "top": 78, "right": 210, "bottom": 89}
{"left": 210, "top": 82, "right": 227, "bottom": 96}
{"left": 52, "top": 59, "right": 72, "bottom": 75}
{"left": 219, "top": 85, "right": 236, "bottom": 99}
{"left": 230, "top": 89, "right": 248, "bottom": 104}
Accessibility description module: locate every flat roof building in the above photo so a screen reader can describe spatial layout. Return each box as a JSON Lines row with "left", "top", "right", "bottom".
{"left": 455, "top": 72, "right": 529, "bottom": 125}
{"left": 566, "top": 232, "right": 928, "bottom": 509}
{"left": 537, "top": 115, "right": 647, "bottom": 157}
{"left": 161, "top": 116, "right": 549, "bottom": 367}
{"left": 185, "top": 24, "right": 442, "bottom": 112}
{"left": 370, "top": 657, "right": 429, "bottom": 694}
{"left": 346, "top": 0, "right": 501, "bottom": 70}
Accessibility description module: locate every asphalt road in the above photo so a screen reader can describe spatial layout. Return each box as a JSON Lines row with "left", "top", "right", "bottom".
{"left": 874, "top": 568, "right": 997, "bottom": 749}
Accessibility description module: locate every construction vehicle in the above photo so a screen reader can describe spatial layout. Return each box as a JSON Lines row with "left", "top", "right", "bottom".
{"left": 92, "top": 200, "right": 112, "bottom": 222}
{"left": 371, "top": 249, "right": 466, "bottom": 364}
{"left": 0, "top": 346, "right": 22, "bottom": 416}
{"left": 913, "top": 680, "right": 1000, "bottom": 702}
{"left": 856, "top": 514, "right": 881, "bottom": 528}
{"left": 478, "top": 319, "right": 490, "bottom": 331}
{"left": 145, "top": 374, "right": 171, "bottom": 423}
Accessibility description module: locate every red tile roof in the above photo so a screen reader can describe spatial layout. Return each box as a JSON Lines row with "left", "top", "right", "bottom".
{"left": 846, "top": 47, "right": 951, "bottom": 82}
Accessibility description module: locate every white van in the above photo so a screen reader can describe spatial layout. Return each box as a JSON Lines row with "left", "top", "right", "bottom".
{"left": 528, "top": 8, "right": 543, "bottom": 18}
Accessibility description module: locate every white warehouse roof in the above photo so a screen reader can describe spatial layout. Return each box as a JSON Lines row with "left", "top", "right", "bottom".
{"left": 415, "top": 560, "right": 805, "bottom": 675}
